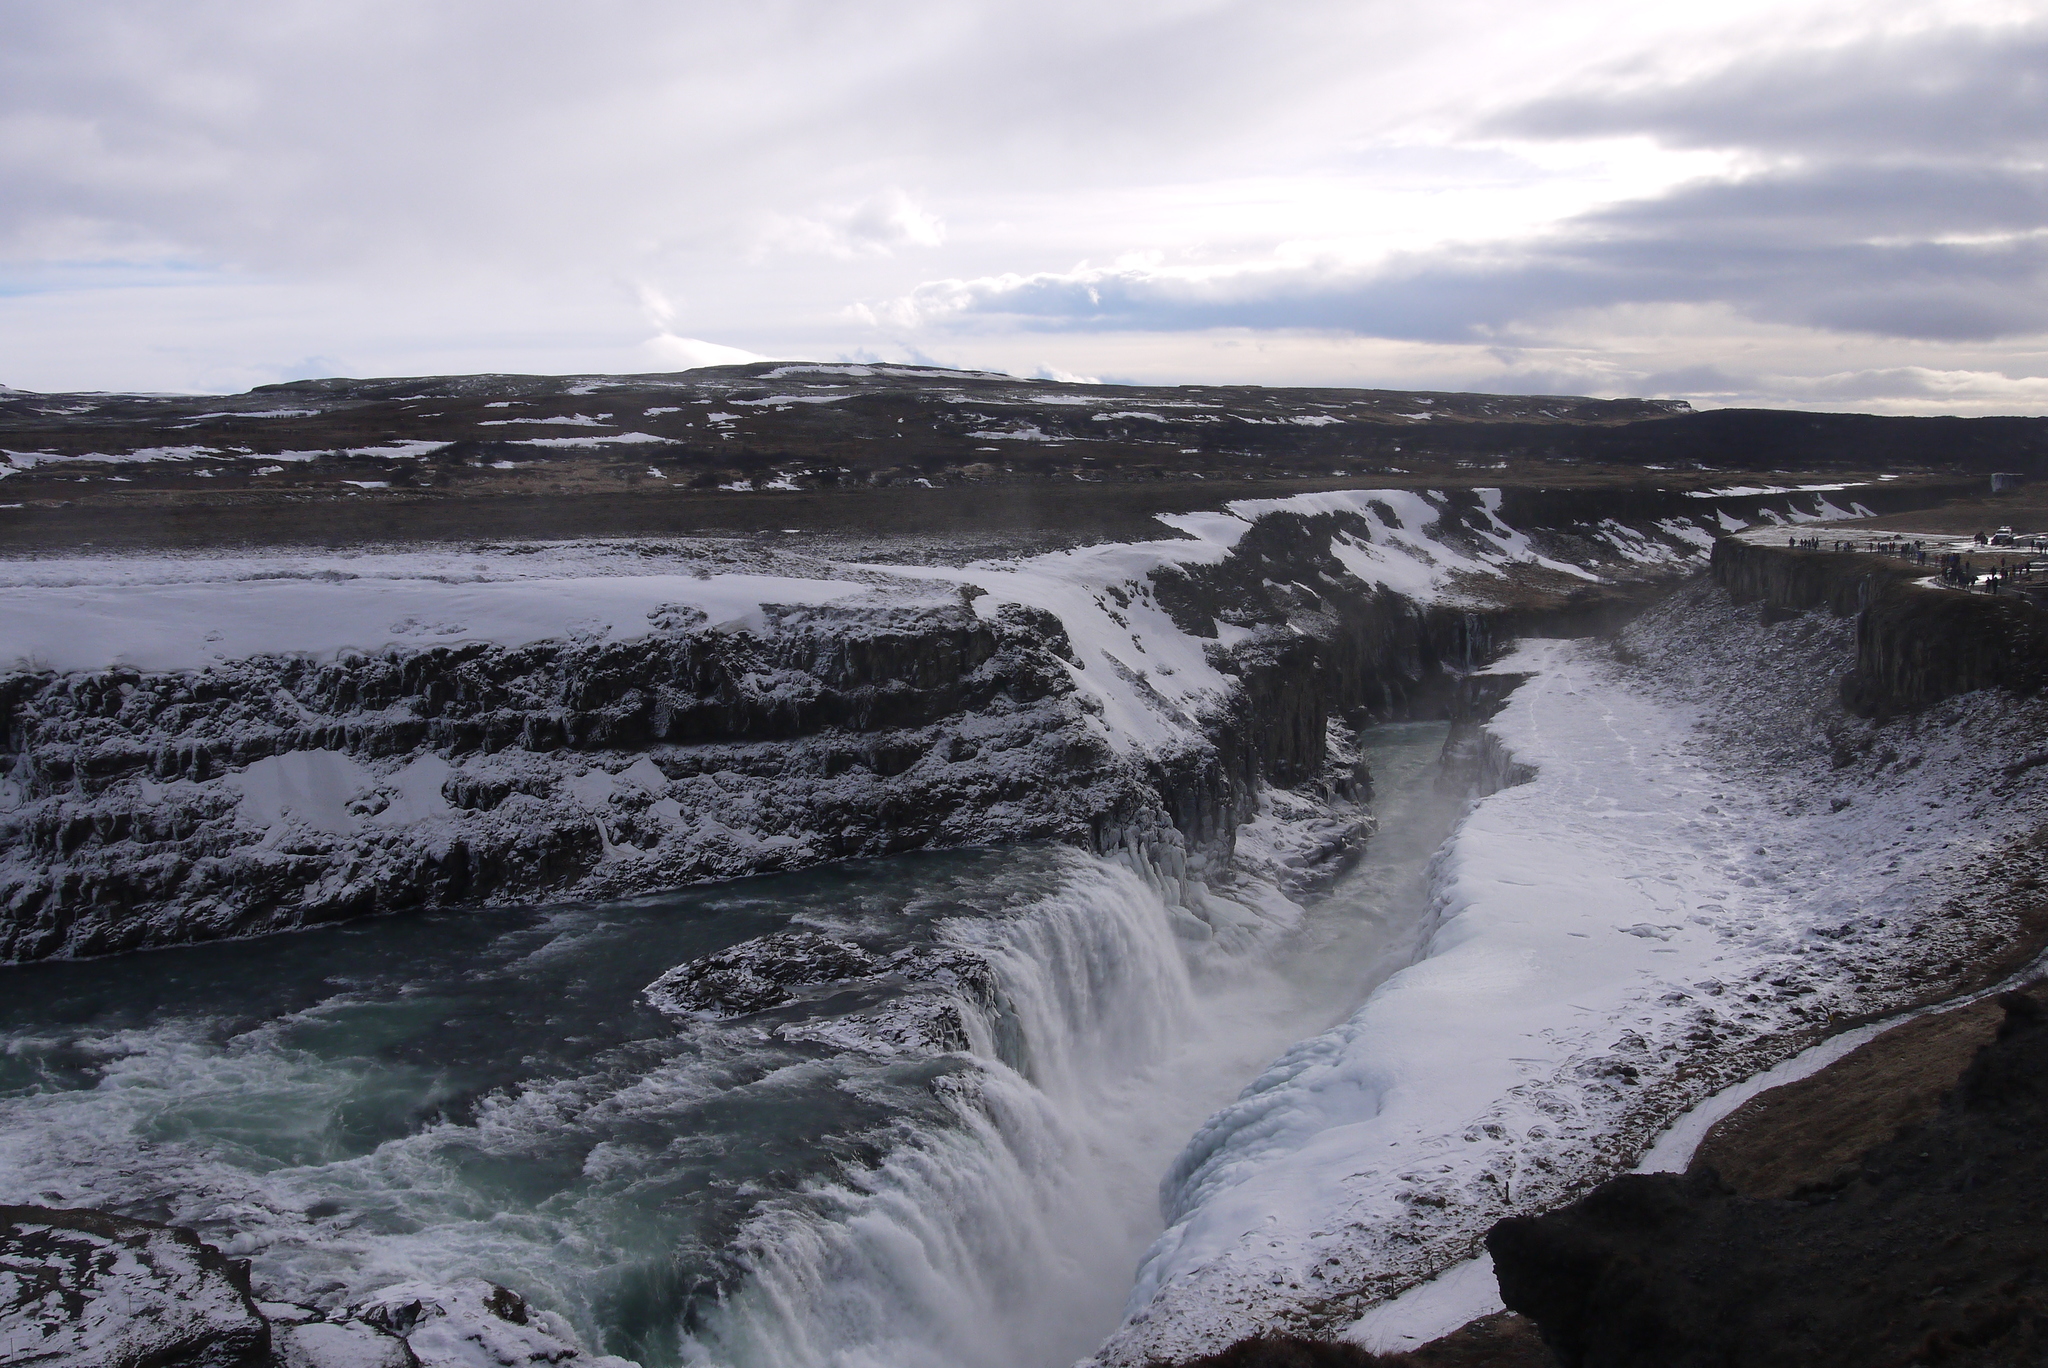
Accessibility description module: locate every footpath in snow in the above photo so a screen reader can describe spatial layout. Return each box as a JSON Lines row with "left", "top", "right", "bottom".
{"left": 1096, "top": 582, "right": 2048, "bottom": 1364}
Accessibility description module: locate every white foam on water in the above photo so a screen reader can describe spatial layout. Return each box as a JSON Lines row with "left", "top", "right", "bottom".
{"left": 686, "top": 729, "right": 1464, "bottom": 1368}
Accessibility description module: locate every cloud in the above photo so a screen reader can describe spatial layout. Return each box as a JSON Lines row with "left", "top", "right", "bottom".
{"left": 5, "top": 0, "right": 2047, "bottom": 410}
{"left": 632, "top": 283, "right": 772, "bottom": 369}
{"left": 1485, "top": 22, "right": 2048, "bottom": 160}
{"left": 886, "top": 230, "right": 2048, "bottom": 344}
{"left": 759, "top": 189, "right": 946, "bottom": 259}
{"left": 884, "top": 21, "right": 2048, "bottom": 347}
{"left": 642, "top": 333, "right": 773, "bottom": 369}
{"left": 1032, "top": 364, "right": 1102, "bottom": 384}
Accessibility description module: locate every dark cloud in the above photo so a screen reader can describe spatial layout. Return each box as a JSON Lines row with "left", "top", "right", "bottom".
{"left": 911, "top": 230, "right": 2048, "bottom": 343}
{"left": 1485, "top": 22, "right": 2048, "bottom": 159}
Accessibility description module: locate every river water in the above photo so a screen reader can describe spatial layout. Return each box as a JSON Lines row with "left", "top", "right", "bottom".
{"left": 0, "top": 722, "right": 1462, "bottom": 1367}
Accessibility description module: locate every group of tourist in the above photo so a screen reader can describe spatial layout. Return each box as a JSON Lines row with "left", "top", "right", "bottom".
{"left": 1790, "top": 529, "right": 2046, "bottom": 595}
{"left": 1796, "top": 536, "right": 1931, "bottom": 562}
{"left": 1938, "top": 553, "right": 2037, "bottom": 593}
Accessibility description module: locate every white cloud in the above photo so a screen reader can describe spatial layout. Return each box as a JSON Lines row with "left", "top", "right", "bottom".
{"left": 0, "top": 0, "right": 2042, "bottom": 412}
{"left": 760, "top": 189, "right": 946, "bottom": 259}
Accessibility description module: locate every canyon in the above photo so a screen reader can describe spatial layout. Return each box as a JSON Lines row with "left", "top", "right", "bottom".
{"left": 1, "top": 367, "right": 2044, "bottom": 1368}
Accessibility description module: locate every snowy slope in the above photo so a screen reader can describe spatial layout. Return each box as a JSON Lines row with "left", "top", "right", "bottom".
{"left": 1094, "top": 585, "right": 2048, "bottom": 1362}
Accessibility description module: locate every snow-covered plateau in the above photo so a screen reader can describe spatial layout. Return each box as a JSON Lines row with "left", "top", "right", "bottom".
{"left": 7, "top": 479, "right": 2032, "bottom": 1367}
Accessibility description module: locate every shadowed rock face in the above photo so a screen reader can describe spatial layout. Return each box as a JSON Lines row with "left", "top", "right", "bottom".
{"left": 1488, "top": 989, "right": 2048, "bottom": 1368}
{"left": 0, "top": 1204, "right": 270, "bottom": 1367}
{"left": 1711, "top": 538, "right": 2048, "bottom": 715}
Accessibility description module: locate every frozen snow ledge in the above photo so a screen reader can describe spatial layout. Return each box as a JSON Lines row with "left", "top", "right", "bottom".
{"left": 1092, "top": 582, "right": 2048, "bottom": 1365}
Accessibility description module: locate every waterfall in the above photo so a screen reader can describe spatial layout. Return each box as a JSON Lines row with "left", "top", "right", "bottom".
{"left": 681, "top": 854, "right": 1225, "bottom": 1368}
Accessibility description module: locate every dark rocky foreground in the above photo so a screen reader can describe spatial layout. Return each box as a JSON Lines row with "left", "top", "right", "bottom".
{"left": 1172, "top": 983, "right": 2048, "bottom": 1368}
{"left": 0, "top": 1205, "right": 271, "bottom": 1367}
{"left": 0, "top": 1203, "right": 630, "bottom": 1366}
{"left": 1174, "top": 1314, "right": 1554, "bottom": 1367}
{"left": 1490, "top": 984, "right": 2048, "bottom": 1368}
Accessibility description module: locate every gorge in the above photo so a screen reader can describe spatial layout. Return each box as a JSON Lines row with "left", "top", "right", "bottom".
{"left": 2, "top": 369, "right": 2045, "bottom": 1368}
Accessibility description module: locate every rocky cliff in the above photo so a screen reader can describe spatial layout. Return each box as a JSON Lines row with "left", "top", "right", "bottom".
{"left": 0, "top": 484, "right": 1921, "bottom": 961}
{"left": 1711, "top": 538, "right": 2048, "bottom": 714}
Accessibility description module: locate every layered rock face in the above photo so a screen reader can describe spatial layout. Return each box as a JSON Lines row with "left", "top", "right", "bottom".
{"left": 0, "top": 601, "right": 1132, "bottom": 959}
{"left": 1711, "top": 537, "right": 2048, "bottom": 714}
{"left": 0, "top": 487, "right": 1870, "bottom": 961}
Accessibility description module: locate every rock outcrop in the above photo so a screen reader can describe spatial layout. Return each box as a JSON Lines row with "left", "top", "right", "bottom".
{"left": 0, "top": 1204, "right": 269, "bottom": 1367}
{"left": 1711, "top": 537, "right": 2048, "bottom": 715}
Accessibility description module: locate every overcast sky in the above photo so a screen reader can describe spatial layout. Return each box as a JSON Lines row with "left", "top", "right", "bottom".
{"left": 3, "top": 0, "right": 2044, "bottom": 412}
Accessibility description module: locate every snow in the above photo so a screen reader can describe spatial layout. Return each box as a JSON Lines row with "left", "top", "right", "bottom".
{"left": 347, "top": 1280, "right": 635, "bottom": 1368}
{"left": 509, "top": 432, "right": 669, "bottom": 447}
{"left": 1344, "top": 1254, "right": 1503, "bottom": 1354}
{"left": 224, "top": 752, "right": 453, "bottom": 836}
{"left": 1096, "top": 584, "right": 2048, "bottom": 1363}
{"left": 0, "top": 485, "right": 1710, "bottom": 763}
{"left": 477, "top": 414, "right": 614, "bottom": 426}
{"left": 968, "top": 425, "right": 1061, "bottom": 441}
{"left": 762, "top": 364, "right": 875, "bottom": 378}
{"left": 1685, "top": 482, "right": 1855, "bottom": 498}
{"left": 5, "top": 444, "right": 219, "bottom": 467}
{"left": 266, "top": 442, "right": 453, "bottom": 462}
{"left": 0, "top": 569, "right": 876, "bottom": 673}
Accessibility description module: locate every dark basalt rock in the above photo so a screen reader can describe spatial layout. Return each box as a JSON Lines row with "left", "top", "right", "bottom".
{"left": 0, "top": 1204, "right": 270, "bottom": 1367}
{"left": 644, "top": 930, "right": 1000, "bottom": 1053}
{"left": 1488, "top": 989, "right": 2048, "bottom": 1368}
{"left": 644, "top": 930, "right": 885, "bottom": 1016}
{"left": 1711, "top": 537, "right": 2048, "bottom": 716}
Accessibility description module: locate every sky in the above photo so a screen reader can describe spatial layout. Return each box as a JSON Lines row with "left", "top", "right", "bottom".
{"left": 3, "top": 0, "right": 2045, "bottom": 413}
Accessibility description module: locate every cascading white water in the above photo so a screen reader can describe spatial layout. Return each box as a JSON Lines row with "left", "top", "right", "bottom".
{"left": 0, "top": 723, "right": 1463, "bottom": 1368}
{"left": 684, "top": 856, "right": 1213, "bottom": 1368}
{"left": 686, "top": 722, "right": 1468, "bottom": 1368}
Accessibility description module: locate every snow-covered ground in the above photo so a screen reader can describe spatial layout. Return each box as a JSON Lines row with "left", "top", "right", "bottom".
{"left": 1093, "top": 580, "right": 2048, "bottom": 1363}
{"left": 0, "top": 487, "right": 1710, "bottom": 757}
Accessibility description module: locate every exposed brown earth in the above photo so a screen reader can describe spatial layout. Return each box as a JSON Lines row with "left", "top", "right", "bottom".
{"left": 1490, "top": 982, "right": 2048, "bottom": 1367}
{"left": 1170, "top": 1310, "right": 1554, "bottom": 1367}
{"left": 1692, "top": 995, "right": 2010, "bottom": 1199}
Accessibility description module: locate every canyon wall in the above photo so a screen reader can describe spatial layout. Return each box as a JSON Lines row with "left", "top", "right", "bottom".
{"left": 0, "top": 485, "right": 1923, "bottom": 961}
{"left": 1711, "top": 538, "right": 2048, "bottom": 714}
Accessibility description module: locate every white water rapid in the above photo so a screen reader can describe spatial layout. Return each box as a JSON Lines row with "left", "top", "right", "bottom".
{"left": 0, "top": 723, "right": 1464, "bottom": 1368}
{"left": 686, "top": 722, "right": 1466, "bottom": 1368}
